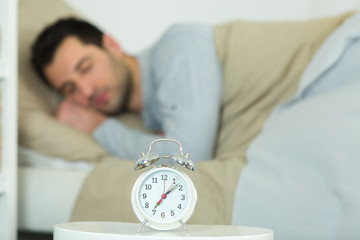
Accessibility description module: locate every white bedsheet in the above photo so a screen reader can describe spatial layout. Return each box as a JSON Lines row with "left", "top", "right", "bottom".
{"left": 18, "top": 147, "right": 94, "bottom": 171}
{"left": 18, "top": 147, "right": 94, "bottom": 232}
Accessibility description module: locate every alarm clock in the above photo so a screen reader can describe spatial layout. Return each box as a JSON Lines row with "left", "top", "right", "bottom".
{"left": 131, "top": 139, "right": 197, "bottom": 232}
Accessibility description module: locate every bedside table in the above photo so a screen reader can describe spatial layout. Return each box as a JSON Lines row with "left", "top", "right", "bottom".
{"left": 54, "top": 222, "right": 273, "bottom": 240}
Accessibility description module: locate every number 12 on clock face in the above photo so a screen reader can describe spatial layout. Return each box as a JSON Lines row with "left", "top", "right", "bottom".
{"left": 131, "top": 167, "right": 197, "bottom": 231}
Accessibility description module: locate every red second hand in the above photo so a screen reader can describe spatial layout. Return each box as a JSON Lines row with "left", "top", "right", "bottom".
{"left": 165, "top": 178, "right": 176, "bottom": 193}
{"left": 163, "top": 178, "right": 166, "bottom": 194}
{"left": 154, "top": 178, "right": 176, "bottom": 209}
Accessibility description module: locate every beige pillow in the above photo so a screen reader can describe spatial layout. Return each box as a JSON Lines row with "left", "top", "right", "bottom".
{"left": 18, "top": 0, "right": 148, "bottom": 162}
{"left": 18, "top": 0, "right": 111, "bottom": 162}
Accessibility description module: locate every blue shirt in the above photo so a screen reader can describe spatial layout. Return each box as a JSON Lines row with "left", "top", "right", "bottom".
{"left": 93, "top": 24, "right": 223, "bottom": 163}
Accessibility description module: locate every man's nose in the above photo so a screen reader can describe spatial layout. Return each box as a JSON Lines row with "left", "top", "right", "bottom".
{"left": 76, "top": 78, "right": 95, "bottom": 104}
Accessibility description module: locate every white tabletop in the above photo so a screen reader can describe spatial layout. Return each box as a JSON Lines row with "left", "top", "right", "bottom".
{"left": 54, "top": 222, "right": 273, "bottom": 240}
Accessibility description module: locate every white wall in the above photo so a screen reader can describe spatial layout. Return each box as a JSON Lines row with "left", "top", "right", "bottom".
{"left": 64, "top": 0, "right": 360, "bottom": 53}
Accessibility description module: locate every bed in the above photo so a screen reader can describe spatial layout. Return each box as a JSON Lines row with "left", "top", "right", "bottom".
{"left": 18, "top": 0, "right": 360, "bottom": 239}
{"left": 18, "top": 147, "right": 93, "bottom": 231}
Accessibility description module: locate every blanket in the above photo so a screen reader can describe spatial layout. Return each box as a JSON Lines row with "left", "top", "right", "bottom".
{"left": 233, "top": 13, "right": 360, "bottom": 239}
{"left": 71, "top": 13, "right": 353, "bottom": 223}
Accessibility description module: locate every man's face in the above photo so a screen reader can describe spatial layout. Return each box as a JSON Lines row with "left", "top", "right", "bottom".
{"left": 44, "top": 36, "right": 132, "bottom": 115}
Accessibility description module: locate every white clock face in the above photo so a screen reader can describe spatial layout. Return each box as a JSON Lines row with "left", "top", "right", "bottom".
{"left": 131, "top": 167, "right": 197, "bottom": 230}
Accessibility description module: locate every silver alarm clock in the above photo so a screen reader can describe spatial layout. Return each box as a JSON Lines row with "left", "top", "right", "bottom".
{"left": 131, "top": 139, "right": 197, "bottom": 232}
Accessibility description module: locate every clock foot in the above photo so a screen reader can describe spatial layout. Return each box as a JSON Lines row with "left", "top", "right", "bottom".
{"left": 179, "top": 220, "right": 189, "bottom": 233}
{"left": 137, "top": 219, "right": 148, "bottom": 233}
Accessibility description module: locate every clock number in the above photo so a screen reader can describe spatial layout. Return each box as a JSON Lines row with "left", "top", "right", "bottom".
{"left": 142, "top": 193, "right": 147, "bottom": 199}
{"left": 177, "top": 204, "right": 182, "bottom": 210}
{"left": 145, "top": 202, "right": 149, "bottom": 208}
{"left": 178, "top": 185, "right": 183, "bottom": 191}
{"left": 152, "top": 210, "right": 156, "bottom": 215}
{"left": 181, "top": 194, "right": 185, "bottom": 200}
{"left": 152, "top": 177, "right": 158, "bottom": 183}
{"left": 161, "top": 175, "right": 168, "bottom": 181}
{"left": 161, "top": 212, "right": 165, "bottom": 218}
{"left": 171, "top": 210, "right": 175, "bottom": 216}
{"left": 145, "top": 184, "right": 152, "bottom": 190}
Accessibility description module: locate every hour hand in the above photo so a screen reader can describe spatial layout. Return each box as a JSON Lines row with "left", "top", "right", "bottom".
{"left": 154, "top": 200, "right": 162, "bottom": 209}
{"left": 154, "top": 194, "right": 166, "bottom": 209}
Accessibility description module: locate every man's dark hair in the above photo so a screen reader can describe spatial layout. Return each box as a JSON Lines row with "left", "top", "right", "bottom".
{"left": 31, "top": 17, "right": 104, "bottom": 86}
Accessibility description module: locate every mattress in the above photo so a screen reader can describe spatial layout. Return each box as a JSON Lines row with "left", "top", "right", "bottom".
{"left": 18, "top": 147, "right": 94, "bottom": 232}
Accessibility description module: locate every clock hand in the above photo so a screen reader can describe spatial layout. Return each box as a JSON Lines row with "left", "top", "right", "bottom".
{"left": 165, "top": 178, "right": 177, "bottom": 194}
{"left": 154, "top": 194, "right": 166, "bottom": 209}
{"left": 154, "top": 178, "right": 167, "bottom": 209}
{"left": 165, "top": 183, "right": 178, "bottom": 195}
{"left": 154, "top": 179, "right": 177, "bottom": 209}
{"left": 163, "top": 178, "right": 166, "bottom": 194}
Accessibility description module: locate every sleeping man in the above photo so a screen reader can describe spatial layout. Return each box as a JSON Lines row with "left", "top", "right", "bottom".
{"left": 31, "top": 17, "right": 223, "bottom": 163}
{"left": 26, "top": 11, "right": 360, "bottom": 239}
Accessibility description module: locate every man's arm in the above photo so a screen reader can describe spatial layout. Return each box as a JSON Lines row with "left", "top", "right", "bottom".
{"left": 55, "top": 98, "right": 164, "bottom": 159}
{"left": 55, "top": 98, "right": 107, "bottom": 133}
{"left": 93, "top": 24, "right": 223, "bottom": 162}
{"left": 150, "top": 24, "right": 223, "bottom": 162}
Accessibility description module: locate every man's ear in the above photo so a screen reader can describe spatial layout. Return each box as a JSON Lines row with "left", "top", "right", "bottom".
{"left": 102, "top": 34, "right": 124, "bottom": 57}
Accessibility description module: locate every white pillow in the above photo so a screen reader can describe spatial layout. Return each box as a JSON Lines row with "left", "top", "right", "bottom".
{"left": 233, "top": 82, "right": 360, "bottom": 240}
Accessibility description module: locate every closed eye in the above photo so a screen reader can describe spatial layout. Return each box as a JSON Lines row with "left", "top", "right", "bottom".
{"left": 79, "top": 61, "right": 92, "bottom": 74}
{"left": 77, "top": 56, "right": 93, "bottom": 75}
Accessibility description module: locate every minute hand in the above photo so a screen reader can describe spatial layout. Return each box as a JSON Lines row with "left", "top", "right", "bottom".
{"left": 166, "top": 183, "right": 179, "bottom": 195}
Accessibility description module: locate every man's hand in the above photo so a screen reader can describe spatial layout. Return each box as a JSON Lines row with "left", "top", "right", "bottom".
{"left": 55, "top": 98, "right": 107, "bottom": 134}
